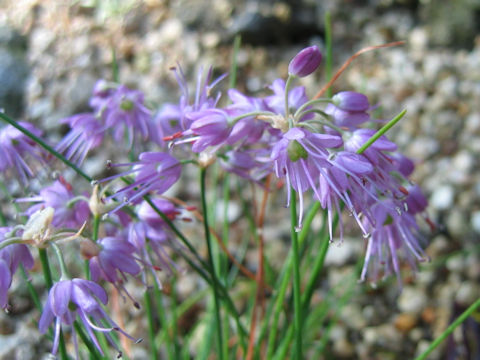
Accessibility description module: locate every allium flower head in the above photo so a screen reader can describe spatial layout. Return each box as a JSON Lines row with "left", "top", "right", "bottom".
{"left": 102, "top": 85, "right": 160, "bottom": 145}
{"left": 288, "top": 45, "right": 322, "bottom": 77}
{"left": 39, "top": 278, "right": 137, "bottom": 358}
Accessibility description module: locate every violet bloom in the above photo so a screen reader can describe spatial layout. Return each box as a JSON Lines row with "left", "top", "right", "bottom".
{"left": 361, "top": 200, "right": 428, "bottom": 287}
{"left": 317, "top": 151, "right": 374, "bottom": 241}
{"left": 85, "top": 236, "right": 141, "bottom": 305}
{"left": 0, "top": 227, "right": 34, "bottom": 308}
{"left": 39, "top": 278, "right": 137, "bottom": 358}
{"left": 0, "top": 122, "right": 45, "bottom": 183}
{"left": 18, "top": 178, "right": 89, "bottom": 229}
{"left": 271, "top": 127, "right": 342, "bottom": 228}
{"left": 324, "top": 103, "right": 370, "bottom": 130}
{"left": 225, "top": 89, "right": 270, "bottom": 145}
{"left": 56, "top": 112, "right": 104, "bottom": 165}
{"left": 102, "top": 85, "right": 160, "bottom": 145}
{"left": 100, "top": 152, "right": 181, "bottom": 213}
{"left": 288, "top": 45, "right": 322, "bottom": 77}
{"left": 180, "top": 109, "right": 232, "bottom": 152}
{"left": 156, "top": 66, "right": 226, "bottom": 137}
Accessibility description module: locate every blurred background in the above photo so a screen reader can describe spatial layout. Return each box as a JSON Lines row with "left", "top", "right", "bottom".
{"left": 0, "top": 0, "right": 479, "bottom": 359}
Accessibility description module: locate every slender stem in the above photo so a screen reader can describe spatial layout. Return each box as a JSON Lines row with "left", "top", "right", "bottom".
{"left": 415, "top": 297, "right": 480, "bottom": 360}
{"left": 51, "top": 242, "right": 69, "bottom": 279}
{"left": 284, "top": 75, "right": 294, "bottom": 124}
{"left": 200, "top": 168, "right": 224, "bottom": 360}
{"left": 324, "top": 11, "right": 333, "bottom": 98}
{"left": 293, "top": 98, "right": 332, "bottom": 120}
{"left": 144, "top": 290, "right": 158, "bottom": 360}
{"left": 356, "top": 109, "right": 407, "bottom": 154}
{"left": 153, "top": 283, "right": 175, "bottom": 360}
{"left": 0, "top": 112, "right": 93, "bottom": 182}
{"left": 229, "top": 35, "right": 241, "bottom": 89}
{"left": 290, "top": 188, "right": 303, "bottom": 359}
{"left": 264, "top": 202, "right": 322, "bottom": 358}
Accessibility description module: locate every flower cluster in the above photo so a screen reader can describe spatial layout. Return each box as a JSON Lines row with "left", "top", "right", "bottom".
{"left": 0, "top": 44, "right": 432, "bottom": 357}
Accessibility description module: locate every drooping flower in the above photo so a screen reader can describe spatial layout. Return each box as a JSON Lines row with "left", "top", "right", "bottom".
{"left": 100, "top": 152, "right": 181, "bottom": 213}
{"left": 0, "top": 122, "right": 45, "bottom": 183}
{"left": 271, "top": 127, "right": 342, "bottom": 228}
{"left": 39, "top": 278, "right": 137, "bottom": 358}
{"left": 360, "top": 199, "right": 428, "bottom": 287}
{"left": 288, "top": 45, "right": 322, "bottom": 78}
{"left": 83, "top": 236, "right": 141, "bottom": 306}
{"left": 0, "top": 227, "right": 34, "bottom": 308}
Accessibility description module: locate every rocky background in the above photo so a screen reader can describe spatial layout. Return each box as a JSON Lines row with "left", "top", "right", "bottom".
{"left": 0, "top": 0, "right": 479, "bottom": 359}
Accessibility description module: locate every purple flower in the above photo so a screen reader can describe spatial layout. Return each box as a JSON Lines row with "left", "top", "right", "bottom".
{"left": 405, "top": 184, "right": 428, "bottom": 215}
{"left": 100, "top": 152, "right": 181, "bottom": 213}
{"left": 18, "top": 178, "right": 89, "bottom": 229}
{"left": 324, "top": 103, "right": 370, "bottom": 130}
{"left": 0, "top": 122, "right": 45, "bottom": 183}
{"left": 39, "top": 278, "right": 136, "bottom": 358}
{"left": 56, "top": 112, "right": 104, "bottom": 165}
{"left": 271, "top": 127, "right": 342, "bottom": 228}
{"left": 127, "top": 221, "right": 179, "bottom": 289}
{"left": 156, "top": 66, "right": 226, "bottom": 137}
{"left": 288, "top": 45, "right": 322, "bottom": 77}
{"left": 332, "top": 91, "right": 370, "bottom": 112}
{"left": 0, "top": 227, "right": 34, "bottom": 308}
{"left": 361, "top": 200, "right": 428, "bottom": 287}
{"left": 102, "top": 85, "right": 160, "bottom": 145}
{"left": 182, "top": 109, "right": 232, "bottom": 152}
{"left": 87, "top": 236, "right": 141, "bottom": 283}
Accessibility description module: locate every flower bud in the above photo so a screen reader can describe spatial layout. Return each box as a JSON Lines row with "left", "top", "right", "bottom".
{"left": 332, "top": 91, "right": 369, "bottom": 112}
{"left": 288, "top": 45, "right": 322, "bottom": 77}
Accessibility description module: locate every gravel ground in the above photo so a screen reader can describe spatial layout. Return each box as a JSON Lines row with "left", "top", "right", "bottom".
{"left": 0, "top": 1, "right": 479, "bottom": 359}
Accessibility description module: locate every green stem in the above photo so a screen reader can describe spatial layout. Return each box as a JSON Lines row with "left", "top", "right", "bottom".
{"left": 284, "top": 75, "right": 294, "bottom": 127}
{"left": 144, "top": 290, "right": 158, "bottom": 360}
{"left": 229, "top": 35, "right": 241, "bottom": 89}
{"left": 264, "top": 202, "right": 321, "bottom": 358}
{"left": 51, "top": 243, "right": 69, "bottom": 279}
{"left": 356, "top": 109, "right": 406, "bottom": 154}
{"left": 200, "top": 168, "right": 224, "bottom": 360}
{"left": 415, "top": 297, "right": 480, "bottom": 360}
{"left": 0, "top": 112, "right": 93, "bottom": 182}
{"left": 290, "top": 189, "right": 303, "bottom": 359}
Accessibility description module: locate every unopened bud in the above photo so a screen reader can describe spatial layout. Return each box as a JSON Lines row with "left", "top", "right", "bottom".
{"left": 288, "top": 45, "right": 322, "bottom": 78}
